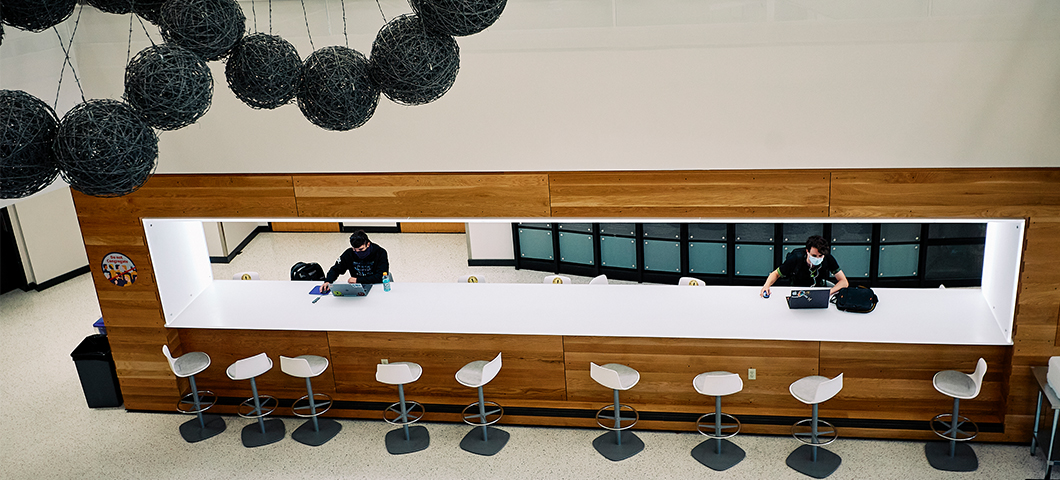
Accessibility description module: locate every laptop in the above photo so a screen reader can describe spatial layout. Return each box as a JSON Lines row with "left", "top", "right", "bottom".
{"left": 330, "top": 283, "right": 373, "bottom": 297}
{"left": 786, "top": 289, "right": 831, "bottom": 309}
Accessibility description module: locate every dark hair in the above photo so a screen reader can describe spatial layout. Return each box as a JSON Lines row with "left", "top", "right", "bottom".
{"left": 805, "top": 235, "right": 829, "bottom": 253}
{"left": 349, "top": 230, "right": 371, "bottom": 248}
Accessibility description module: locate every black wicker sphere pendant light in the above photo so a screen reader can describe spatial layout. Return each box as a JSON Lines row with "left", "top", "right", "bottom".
{"left": 297, "top": 46, "right": 380, "bottom": 131}
{"left": 226, "top": 33, "right": 303, "bottom": 110}
{"left": 160, "top": 0, "right": 245, "bottom": 61}
{"left": 0, "top": 90, "right": 61, "bottom": 199}
{"left": 409, "top": 0, "right": 506, "bottom": 37}
{"left": 369, "top": 14, "right": 460, "bottom": 106}
{"left": 124, "top": 43, "right": 214, "bottom": 130}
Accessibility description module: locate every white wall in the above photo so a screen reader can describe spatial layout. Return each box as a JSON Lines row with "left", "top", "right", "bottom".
{"left": 7, "top": 188, "right": 89, "bottom": 284}
{"left": 203, "top": 222, "right": 225, "bottom": 257}
{"left": 466, "top": 222, "right": 515, "bottom": 260}
{"left": 3, "top": 0, "right": 1055, "bottom": 180}
{"left": 143, "top": 220, "right": 214, "bottom": 322}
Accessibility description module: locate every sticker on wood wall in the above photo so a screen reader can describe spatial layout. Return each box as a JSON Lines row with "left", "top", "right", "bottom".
{"left": 101, "top": 252, "right": 137, "bottom": 287}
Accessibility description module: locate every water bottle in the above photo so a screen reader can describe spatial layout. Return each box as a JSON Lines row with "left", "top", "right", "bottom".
{"left": 382, "top": 272, "right": 391, "bottom": 292}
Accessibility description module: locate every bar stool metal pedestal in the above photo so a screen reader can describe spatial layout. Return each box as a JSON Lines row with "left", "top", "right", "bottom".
{"left": 227, "top": 353, "right": 285, "bottom": 448}
{"left": 162, "top": 345, "right": 226, "bottom": 443}
{"left": 377, "top": 362, "right": 430, "bottom": 455}
{"left": 590, "top": 362, "right": 644, "bottom": 461}
{"left": 691, "top": 371, "right": 745, "bottom": 471}
{"left": 927, "top": 358, "right": 987, "bottom": 472}
{"left": 456, "top": 352, "right": 508, "bottom": 456}
{"left": 787, "top": 373, "right": 844, "bottom": 479}
{"left": 281, "top": 355, "right": 341, "bottom": 446}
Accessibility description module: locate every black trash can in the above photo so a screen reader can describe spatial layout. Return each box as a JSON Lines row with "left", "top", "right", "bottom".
{"left": 71, "top": 334, "right": 123, "bottom": 408}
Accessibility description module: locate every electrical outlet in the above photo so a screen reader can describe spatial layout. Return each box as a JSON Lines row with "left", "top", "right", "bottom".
{"left": 381, "top": 359, "right": 388, "bottom": 364}
{"left": 748, "top": 368, "right": 756, "bottom": 380}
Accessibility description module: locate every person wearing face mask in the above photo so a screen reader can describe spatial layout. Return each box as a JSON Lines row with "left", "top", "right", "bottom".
{"left": 320, "top": 230, "right": 391, "bottom": 294}
{"left": 759, "top": 235, "right": 848, "bottom": 298}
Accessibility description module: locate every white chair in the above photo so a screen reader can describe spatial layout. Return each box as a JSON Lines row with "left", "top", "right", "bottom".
{"left": 927, "top": 358, "right": 987, "bottom": 472}
{"left": 162, "top": 345, "right": 226, "bottom": 443}
{"left": 691, "top": 372, "right": 745, "bottom": 471}
{"left": 679, "top": 277, "right": 705, "bottom": 286}
{"left": 280, "top": 355, "right": 340, "bottom": 446}
{"left": 458, "top": 275, "right": 486, "bottom": 283}
{"left": 233, "top": 271, "right": 259, "bottom": 280}
{"left": 590, "top": 362, "right": 644, "bottom": 461}
{"left": 589, "top": 274, "right": 609, "bottom": 285}
{"left": 227, "top": 353, "right": 284, "bottom": 447}
{"left": 455, "top": 353, "right": 508, "bottom": 455}
{"left": 787, "top": 373, "right": 844, "bottom": 478}
{"left": 543, "top": 275, "right": 572, "bottom": 284}
{"left": 376, "top": 362, "right": 429, "bottom": 454}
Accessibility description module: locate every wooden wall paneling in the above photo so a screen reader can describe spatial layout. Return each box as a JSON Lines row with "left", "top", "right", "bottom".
{"left": 72, "top": 175, "right": 299, "bottom": 218}
{"left": 178, "top": 329, "right": 334, "bottom": 399}
{"left": 270, "top": 222, "right": 341, "bottom": 232}
{"left": 327, "top": 332, "right": 566, "bottom": 404}
{"left": 829, "top": 169, "right": 1060, "bottom": 218}
{"left": 399, "top": 223, "right": 466, "bottom": 233}
{"left": 293, "top": 174, "right": 551, "bottom": 218}
{"left": 548, "top": 170, "right": 831, "bottom": 217}
{"left": 562, "top": 336, "right": 821, "bottom": 418}
{"left": 819, "top": 343, "right": 1009, "bottom": 423}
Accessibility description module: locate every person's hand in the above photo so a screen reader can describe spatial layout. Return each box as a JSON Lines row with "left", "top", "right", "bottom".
{"left": 760, "top": 286, "right": 771, "bottom": 298}
{"left": 348, "top": 277, "right": 357, "bottom": 284}
{"left": 321, "top": 282, "right": 331, "bottom": 293}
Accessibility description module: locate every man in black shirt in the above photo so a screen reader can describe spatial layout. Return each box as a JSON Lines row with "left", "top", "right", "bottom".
{"left": 320, "top": 230, "right": 390, "bottom": 294}
{"left": 760, "top": 235, "right": 848, "bottom": 298}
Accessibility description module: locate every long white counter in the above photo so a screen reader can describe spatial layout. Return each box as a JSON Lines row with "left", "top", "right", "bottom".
{"left": 166, "top": 281, "right": 1011, "bottom": 346}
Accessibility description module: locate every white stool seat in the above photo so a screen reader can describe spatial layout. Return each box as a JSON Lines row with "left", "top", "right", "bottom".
{"left": 377, "top": 362, "right": 422, "bottom": 385}
{"left": 280, "top": 355, "right": 329, "bottom": 378}
{"left": 543, "top": 275, "right": 572, "bottom": 284}
{"left": 456, "top": 353, "right": 502, "bottom": 388}
{"left": 459, "top": 275, "right": 485, "bottom": 283}
{"left": 679, "top": 277, "right": 705, "bottom": 286}
{"left": 163, "top": 345, "right": 210, "bottom": 377}
{"left": 589, "top": 275, "right": 609, "bottom": 285}
{"left": 933, "top": 358, "right": 987, "bottom": 400}
{"left": 790, "top": 373, "right": 843, "bottom": 405}
{"left": 227, "top": 353, "right": 273, "bottom": 381}
{"left": 591, "top": 362, "right": 640, "bottom": 391}
{"left": 694, "top": 371, "right": 743, "bottom": 397}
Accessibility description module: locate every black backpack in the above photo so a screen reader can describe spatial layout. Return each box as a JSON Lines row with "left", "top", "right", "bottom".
{"left": 290, "top": 262, "right": 325, "bottom": 281}
{"left": 831, "top": 285, "right": 879, "bottom": 313}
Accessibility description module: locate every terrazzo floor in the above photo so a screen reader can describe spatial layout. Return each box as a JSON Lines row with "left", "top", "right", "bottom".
{"left": 0, "top": 231, "right": 1050, "bottom": 479}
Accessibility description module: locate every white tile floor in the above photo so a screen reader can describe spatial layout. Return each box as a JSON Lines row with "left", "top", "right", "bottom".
{"left": 0, "top": 232, "right": 1050, "bottom": 479}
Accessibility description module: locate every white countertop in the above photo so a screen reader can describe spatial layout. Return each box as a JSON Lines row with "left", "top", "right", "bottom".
{"left": 166, "top": 281, "right": 1011, "bottom": 346}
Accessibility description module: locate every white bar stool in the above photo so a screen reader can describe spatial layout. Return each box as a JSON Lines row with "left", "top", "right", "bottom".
{"left": 691, "top": 371, "right": 745, "bottom": 471}
{"left": 226, "top": 353, "right": 284, "bottom": 447}
{"left": 589, "top": 274, "right": 609, "bottom": 285}
{"left": 455, "top": 352, "right": 508, "bottom": 456}
{"left": 458, "top": 275, "right": 485, "bottom": 283}
{"left": 590, "top": 362, "right": 644, "bottom": 461}
{"left": 162, "top": 345, "right": 226, "bottom": 443}
{"left": 232, "top": 271, "right": 259, "bottom": 280}
{"left": 679, "top": 277, "right": 705, "bottom": 286}
{"left": 926, "top": 358, "right": 987, "bottom": 472}
{"left": 543, "top": 275, "right": 571, "bottom": 284}
{"left": 377, "top": 362, "right": 429, "bottom": 454}
{"left": 280, "top": 355, "right": 341, "bottom": 447}
{"left": 787, "top": 373, "right": 844, "bottom": 479}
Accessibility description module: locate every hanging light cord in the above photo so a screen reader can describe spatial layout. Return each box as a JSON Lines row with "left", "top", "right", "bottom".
{"left": 300, "top": 0, "right": 315, "bottom": 50}
{"left": 53, "top": 4, "right": 87, "bottom": 109}
{"left": 375, "top": 0, "right": 388, "bottom": 23}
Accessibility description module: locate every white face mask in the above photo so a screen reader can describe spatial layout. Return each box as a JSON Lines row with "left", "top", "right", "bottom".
{"left": 808, "top": 254, "right": 824, "bottom": 267}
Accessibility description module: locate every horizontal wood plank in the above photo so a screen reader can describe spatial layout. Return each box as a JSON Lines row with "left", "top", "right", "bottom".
{"left": 549, "top": 170, "right": 830, "bottom": 217}
{"left": 294, "top": 174, "right": 551, "bottom": 218}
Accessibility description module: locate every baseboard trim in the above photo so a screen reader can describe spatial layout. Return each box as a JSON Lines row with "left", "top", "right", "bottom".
{"left": 468, "top": 259, "right": 516, "bottom": 267}
{"left": 210, "top": 226, "right": 270, "bottom": 264}
{"left": 31, "top": 265, "right": 91, "bottom": 291}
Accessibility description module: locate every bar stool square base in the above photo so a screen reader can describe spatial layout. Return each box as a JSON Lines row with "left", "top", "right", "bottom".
{"left": 925, "top": 441, "right": 978, "bottom": 472}
{"left": 460, "top": 427, "right": 509, "bottom": 456}
{"left": 786, "top": 445, "right": 841, "bottom": 479}
{"left": 292, "top": 418, "right": 342, "bottom": 447}
{"left": 593, "top": 431, "right": 644, "bottom": 461}
{"left": 385, "top": 426, "right": 430, "bottom": 455}
{"left": 178, "top": 414, "right": 226, "bottom": 443}
{"left": 241, "top": 419, "right": 285, "bottom": 448}
{"left": 691, "top": 438, "right": 745, "bottom": 471}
